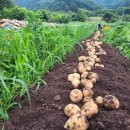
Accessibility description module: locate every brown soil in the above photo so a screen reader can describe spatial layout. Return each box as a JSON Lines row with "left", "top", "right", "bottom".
{"left": 0, "top": 38, "right": 130, "bottom": 130}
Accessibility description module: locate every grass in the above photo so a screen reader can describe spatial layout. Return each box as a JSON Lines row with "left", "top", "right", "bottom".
{"left": 0, "top": 21, "right": 96, "bottom": 120}
{"left": 102, "top": 22, "right": 130, "bottom": 58}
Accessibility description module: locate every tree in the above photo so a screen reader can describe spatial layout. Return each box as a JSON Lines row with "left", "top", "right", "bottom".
{"left": 0, "top": 0, "right": 14, "bottom": 11}
{"left": 74, "top": 10, "right": 86, "bottom": 22}
{"left": 102, "top": 12, "right": 116, "bottom": 22}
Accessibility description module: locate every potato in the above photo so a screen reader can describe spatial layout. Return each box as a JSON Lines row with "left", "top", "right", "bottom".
{"left": 95, "top": 58, "right": 101, "bottom": 63}
{"left": 81, "top": 79, "right": 93, "bottom": 88}
{"left": 80, "top": 102, "right": 98, "bottom": 119}
{"left": 88, "top": 62, "right": 95, "bottom": 67}
{"left": 88, "top": 51, "right": 95, "bottom": 56}
{"left": 88, "top": 72, "right": 99, "bottom": 81}
{"left": 64, "top": 104, "right": 80, "bottom": 117}
{"left": 70, "top": 89, "right": 83, "bottom": 103}
{"left": 99, "top": 49, "right": 106, "bottom": 55}
{"left": 83, "top": 97, "right": 94, "bottom": 104}
{"left": 72, "top": 79, "right": 81, "bottom": 89}
{"left": 84, "top": 61, "right": 89, "bottom": 67}
{"left": 81, "top": 72, "right": 88, "bottom": 79}
{"left": 64, "top": 114, "right": 89, "bottom": 130}
{"left": 78, "top": 62, "right": 84, "bottom": 67}
{"left": 103, "top": 95, "right": 120, "bottom": 110}
{"left": 87, "top": 46, "right": 92, "bottom": 51}
{"left": 91, "top": 78, "right": 97, "bottom": 84}
{"left": 95, "top": 96, "right": 104, "bottom": 106}
{"left": 73, "top": 73, "right": 80, "bottom": 80}
{"left": 91, "top": 55, "right": 97, "bottom": 60}
{"left": 95, "top": 63, "right": 104, "bottom": 68}
{"left": 68, "top": 74, "right": 75, "bottom": 82}
{"left": 86, "top": 66, "right": 91, "bottom": 71}
{"left": 88, "top": 57, "right": 95, "bottom": 62}
{"left": 68, "top": 73, "right": 80, "bottom": 82}
{"left": 78, "top": 66, "right": 86, "bottom": 73}
{"left": 83, "top": 88, "right": 93, "bottom": 98}
{"left": 78, "top": 56, "right": 87, "bottom": 62}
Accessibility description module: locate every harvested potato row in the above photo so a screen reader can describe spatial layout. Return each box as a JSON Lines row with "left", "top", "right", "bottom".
{"left": 64, "top": 31, "right": 110, "bottom": 130}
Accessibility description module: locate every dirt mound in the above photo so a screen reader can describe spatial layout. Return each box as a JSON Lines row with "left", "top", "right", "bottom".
{"left": 0, "top": 39, "right": 130, "bottom": 130}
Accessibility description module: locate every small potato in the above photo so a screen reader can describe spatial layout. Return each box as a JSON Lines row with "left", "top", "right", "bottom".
{"left": 95, "top": 96, "right": 104, "bottom": 106}
{"left": 68, "top": 74, "right": 75, "bottom": 82}
{"left": 81, "top": 72, "right": 88, "bottom": 79}
{"left": 88, "top": 72, "right": 99, "bottom": 81}
{"left": 103, "top": 95, "right": 120, "bottom": 110}
{"left": 64, "top": 104, "right": 80, "bottom": 117}
{"left": 88, "top": 62, "right": 95, "bottom": 67}
{"left": 95, "top": 58, "right": 101, "bottom": 63}
{"left": 83, "top": 97, "right": 94, "bottom": 104}
{"left": 91, "top": 78, "right": 97, "bottom": 84}
{"left": 64, "top": 114, "right": 89, "bottom": 130}
{"left": 70, "top": 89, "right": 83, "bottom": 103}
{"left": 78, "top": 56, "right": 87, "bottom": 62}
{"left": 68, "top": 73, "right": 80, "bottom": 82}
{"left": 73, "top": 73, "right": 80, "bottom": 80}
{"left": 78, "top": 66, "right": 86, "bottom": 73}
{"left": 99, "top": 49, "right": 106, "bottom": 55}
{"left": 81, "top": 79, "right": 93, "bottom": 89}
{"left": 72, "top": 79, "right": 81, "bottom": 89}
{"left": 91, "top": 48, "right": 96, "bottom": 52}
{"left": 88, "top": 57, "right": 95, "bottom": 62}
{"left": 80, "top": 102, "right": 98, "bottom": 119}
{"left": 84, "top": 60, "right": 89, "bottom": 65}
{"left": 91, "top": 55, "right": 97, "bottom": 60}
{"left": 86, "top": 66, "right": 91, "bottom": 71}
{"left": 95, "top": 63, "right": 104, "bottom": 68}
{"left": 88, "top": 51, "right": 95, "bottom": 56}
{"left": 83, "top": 88, "right": 93, "bottom": 98}
{"left": 78, "top": 62, "right": 84, "bottom": 67}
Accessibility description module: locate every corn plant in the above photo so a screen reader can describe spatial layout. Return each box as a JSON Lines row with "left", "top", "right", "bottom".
{"left": 0, "top": 21, "right": 96, "bottom": 120}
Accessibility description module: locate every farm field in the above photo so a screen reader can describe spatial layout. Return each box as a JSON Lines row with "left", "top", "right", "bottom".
{"left": 0, "top": 21, "right": 96, "bottom": 120}
{"left": 0, "top": 26, "right": 130, "bottom": 129}
{"left": 1, "top": 0, "right": 130, "bottom": 129}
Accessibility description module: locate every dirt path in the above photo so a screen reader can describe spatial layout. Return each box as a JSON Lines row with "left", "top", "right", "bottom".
{"left": 0, "top": 34, "right": 130, "bottom": 130}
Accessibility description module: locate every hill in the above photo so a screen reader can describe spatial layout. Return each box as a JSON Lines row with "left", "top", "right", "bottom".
{"left": 14, "top": 0, "right": 101, "bottom": 11}
{"left": 92, "top": 0, "right": 130, "bottom": 8}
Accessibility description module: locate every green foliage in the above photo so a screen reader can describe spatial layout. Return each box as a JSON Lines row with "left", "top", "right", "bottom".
{"left": 123, "top": 15, "right": 130, "bottom": 22}
{"left": 0, "top": 21, "right": 96, "bottom": 120}
{"left": 72, "top": 10, "right": 86, "bottom": 22}
{"left": 102, "top": 23, "right": 130, "bottom": 58}
{"left": 0, "top": 6, "right": 28, "bottom": 20}
{"left": 102, "top": 12, "right": 118, "bottom": 23}
{"left": 0, "top": 0, "right": 14, "bottom": 11}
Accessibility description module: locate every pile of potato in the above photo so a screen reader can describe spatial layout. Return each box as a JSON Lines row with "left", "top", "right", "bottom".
{"left": 64, "top": 31, "right": 120, "bottom": 130}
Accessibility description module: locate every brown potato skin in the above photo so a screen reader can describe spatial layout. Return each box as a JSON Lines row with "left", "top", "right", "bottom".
{"left": 95, "top": 96, "right": 104, "bottom": 106}
{"left": 83, "top": 88, "right": 93, "bottom": 98}
{"left": 70, "top": 89, "right": 83, "bottom": 103}
{"left": 64, "top": 114, "right": 89, "bottom": 130}
{"left": 103, "top": 95, "right": 120, "bottom": 110}
{"left": 64, "top": 104, "right": 80, "bottom": 117}
{"left": 80, "top": 102, "right": 98, "bottom": 119}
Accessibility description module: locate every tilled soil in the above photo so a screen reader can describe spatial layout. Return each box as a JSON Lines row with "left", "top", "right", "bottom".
{"left": 0, "top": 39, "right": 130, "bottom": 130}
